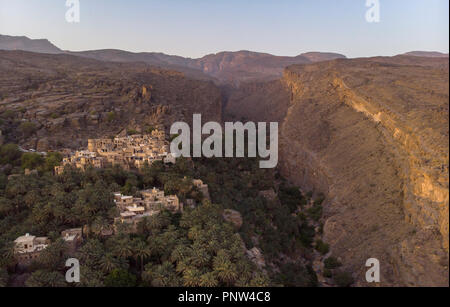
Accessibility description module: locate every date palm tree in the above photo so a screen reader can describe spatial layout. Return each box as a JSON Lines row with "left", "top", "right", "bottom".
{"left": 132, "top": 239, "right": 151, "bottom": 273}
{"left": 144, "top": 262, "right": 179, "bottom": 287}
{"left": 0, "top": 242, "right": 15, "bottom": 267}
{"left": 113, "top": 238, "right": 133, "bottom": 260}
{"left": 213, "top": 251, "right": 238, "bottom": 286}
{"left": 199, "top": 272, "right": 219, "bottom": 287}
{"left": 182, "top": 267, "right": 201, "bottom": 287}
{"left": 170, "top": 244, "right": 190, "bottom": 264}
{"left": 92, "top": 216, "right": 111, "bottom": 237}
{"left": 25, "top": 270, "right": 67, "bottom": 287}
{"left": 99, "top": 253, "right": 120, "bottom": 274}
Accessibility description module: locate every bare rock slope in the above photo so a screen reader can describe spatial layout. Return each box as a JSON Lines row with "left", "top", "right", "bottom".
{"left": 0, "top": 50, "right": 222, "bottom": 150}
{"left": 279, "top": 56, "right": 449, "bottom": 286}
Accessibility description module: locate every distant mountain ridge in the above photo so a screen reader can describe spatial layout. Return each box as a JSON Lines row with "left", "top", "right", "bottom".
{"left": 2, "top": 34, "right": 448, "bottom": 84}
{"left": 71, "top": 49, "right": 346, "bottom": 84}
{"left": 0, "top": 34, "right": 346, "bottom": 83}
{"left": 0, "top": 34, "right": 62, "bottom": 54}
{"left": 403, "top": 51, "right": 449, "bottom": 58}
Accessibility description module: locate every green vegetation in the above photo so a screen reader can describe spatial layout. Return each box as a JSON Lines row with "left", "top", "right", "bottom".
{"left": 104, "top": 269, "right": 137, "bottom": 287}
{"left": 323, "top": 268, "right": 332, "bottom": 278}
{"left": 25, "top": 270, "right": 67, "bottom": 287}
{"left": 0, "top": 141, "right": 328, "bottom": 287}
{"left": 324, "top": 256, "right": 342, "bottom": 270}
{"left": 126, "top": 129, "right": 139, "bottom": 135}
{"left": 0, "top": 155, "right": 269, "bottom": 287}
{"left": 333, "top": 271, "right": 354, "bottom": 287}
{"left": 279, "top": 185, "right": 303, "bottom": 212}
{"left": 272, "top": 263, "right": 318, "bottom": 287}
{"left": 21, "top": 152, "right": 63, "bottom": 173}
{"left": 315, "top": 239, "right": 329, "bottom": 255}
{"left": 21, "top": 153, "right": 45, "bottom": 170}
{"left": 0, "top": 145, "right": 63, "bottom": 175}
{"left": 307, "top": 203, "right": 323, "bottom": 222}
{"left": 0, "top": 144, "right": 21, "bottom": 166}
{"left": 1, "top": 110, "right": 16, "bottom": 120}
{"left": 145, "top": 126, "right": 155, "bottom": 134}
{"left": 19, "top": 122, "right": 36, "bottom": 138}
{"left": 106, "top": 111, "right": 116, "bottom": 122}
{"left": 189, "top": 156, "right": 320, "bottom": 286}
{"left": 43, "top": 152, "right": 63, "bottom": 172}
{"left": 322, "top": 256, "right": 346, "bottom": 283}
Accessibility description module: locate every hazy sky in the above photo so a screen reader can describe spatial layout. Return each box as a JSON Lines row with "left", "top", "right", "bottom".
{"left": 0, "top": 0, "right": 448, "bottom": 58}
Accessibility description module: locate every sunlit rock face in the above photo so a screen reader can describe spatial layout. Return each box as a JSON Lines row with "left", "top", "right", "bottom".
{"left": 278, "top": 56, "right": 448, "bottom": 286}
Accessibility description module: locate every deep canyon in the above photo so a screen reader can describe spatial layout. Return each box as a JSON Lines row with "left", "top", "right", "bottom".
{"left": 0, "top": 35, "right": 449, "bottom": 286}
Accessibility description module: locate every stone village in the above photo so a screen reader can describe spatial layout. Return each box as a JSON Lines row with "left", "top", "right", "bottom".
{"left": 12, "top": 129, "right": 212, "bottom": 267}
{"left": 54, "top": 129, "right": 176, "bottom": 175}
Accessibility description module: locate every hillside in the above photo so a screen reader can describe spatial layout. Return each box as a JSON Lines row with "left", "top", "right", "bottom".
{"left": 0, "top": 35, "right": 345, "bottom": 84}
{"left": 0, "top": 50, "right": 222, "bottom": 150}
{"left": 225, "top": 55, "right": 449, "bottom": 286}
{"left": 0, "top": 35, "right": 448, "bottom": 287}
{"left": 403, "top": 51, "right": 449, "bottom": 58}
{"left": 73, "top": 50, "right": 345, "bottom": 85}
{"left": 0, "top": 34, "right": 62, "bottom": 54}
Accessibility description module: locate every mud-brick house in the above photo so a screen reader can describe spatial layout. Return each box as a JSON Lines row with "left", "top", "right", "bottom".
{"left": 14, "top": 233, "right": 50, "bottom": 265}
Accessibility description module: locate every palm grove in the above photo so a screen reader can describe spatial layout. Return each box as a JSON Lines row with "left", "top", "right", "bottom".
{"left": 0, "top": 132, "right": 342, "bottom": 286}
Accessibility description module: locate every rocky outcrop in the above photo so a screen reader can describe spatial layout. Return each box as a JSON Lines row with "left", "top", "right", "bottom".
{"left": 246, "top": 247, "right": 266, "bottom": 269}
{"left": 0, "top": 50, "right": 223, "bottom": 149}
{"left": 278, "top": 56, "right": 449, "bottom": 286}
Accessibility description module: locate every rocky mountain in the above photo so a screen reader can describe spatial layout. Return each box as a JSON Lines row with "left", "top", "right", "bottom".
{"left": 68, "top": 49, "right": 214, "bottom": 81}
{"left": 0, "top": 50, "right": 222, "bottom": 150}
{"left": 227, "top": 55, "right": 449, "bottom": 286}
{"left": 300, "top": 52, "right": 347, "bottom": 62}
{"left": 0, "top": 34, "right": 62, "bottom": 54}
{"left": 75, "top": 50, "right": 345, "bottom": 85}
{"left": 1, "top": 34, "right": 448, "bottom": 287}
{"left": 403, "top": 51, "right": 449, "bottom": 58}
{"left": 0, "top": 35, "right": 345, "bottom": 84}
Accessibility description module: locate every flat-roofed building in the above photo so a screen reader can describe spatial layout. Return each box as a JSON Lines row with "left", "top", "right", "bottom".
{"left": 14, "top": 233, "right": 50, "bottom": 265}
{"left": 114, "top": 187, "right": 182, "bottom": 233}
{"left": 55, "top": 130, "right": 174, "bottom": 174}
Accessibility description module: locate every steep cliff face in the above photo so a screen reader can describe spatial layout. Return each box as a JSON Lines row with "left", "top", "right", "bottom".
{"left": 0, "top": 51, "right": 222, "bottom": 149}
{"left": 279, "top": 56, "right": 449, "bottom": 286}
{"left": 224, "top": 80, "right": 290, "bottom": 122}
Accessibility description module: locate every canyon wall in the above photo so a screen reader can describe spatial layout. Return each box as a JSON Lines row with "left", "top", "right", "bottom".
{"left": 279, "top": 56, "right": 449, "bottom": 286}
